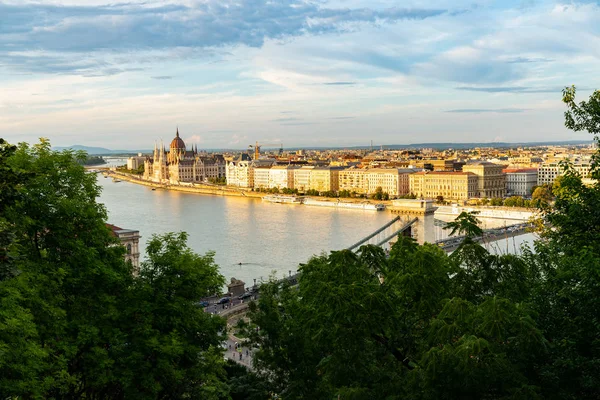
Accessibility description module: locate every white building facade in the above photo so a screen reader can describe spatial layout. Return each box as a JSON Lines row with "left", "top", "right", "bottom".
{"left": 504, "top": 168, "right": 538, "bottom": 196}
{"left": 537, "top": 160, "right": 592, "bottom": 185}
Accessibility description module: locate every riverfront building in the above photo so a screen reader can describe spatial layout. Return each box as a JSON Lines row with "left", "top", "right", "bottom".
{"left": 462, "top": 161, "right": 506, "bottom": 198}
{"left": 107, "top": 224, "right": 141, "bottom": 274}
{"left": 309, "top": 166, "right": 343, "bottom": 192}
{"left": 127, "top": 154, "right": 146, "bottom": 170}
{"left": 504, "top": 168, "right": 538, "bottom": 196}
{"left": 143, "top": 128, "right": 225, "bottom": 184}
{"left": 293, "top": 166, "right": 315, "bottom": 192}
{"left": 410, "top": 171, "right": 478, "bottom": 200}
{"left": 338, "top": 168, "right": 416, "bottom": 197}
{"left": 269, "top": 165, "right": 298, "bottom": 189}
{"left": 253, "top": 166, "right": 271, "bottom": 190}
{"left": 226, "top": 155, "right": 276, "bottom": 188}
{"left": 537, "top": 160, "right": 592, "bottom": 185}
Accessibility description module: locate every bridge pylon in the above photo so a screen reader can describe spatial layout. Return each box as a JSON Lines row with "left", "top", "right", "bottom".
{"left": 388, "top": 199, "right": 437, "bottom": 245}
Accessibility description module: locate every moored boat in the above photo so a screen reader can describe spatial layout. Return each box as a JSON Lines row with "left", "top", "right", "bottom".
{"left": 303, "top": 198, "right": 385, "bottom": 211}
{"left": 262, "top": 195, "right": 304, "bottom": 204}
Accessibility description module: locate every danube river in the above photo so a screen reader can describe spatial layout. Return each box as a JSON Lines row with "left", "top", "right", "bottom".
{"left": 96, "top": 177, "right": 391, "bottom": 285}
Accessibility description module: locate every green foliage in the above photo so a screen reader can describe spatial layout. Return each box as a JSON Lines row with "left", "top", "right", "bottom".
{"left": 489, "top": 197, "right": 503, "bottom": 206}
{"left": 338, "top": 189, "right": 353, "bottom": 198}
{"left": 503, "top": 196, "right": 521, "bottom": 207}
{"left": 209, "top": 176, "right": 227, "bottom": 185}
{"left": 247, "top": 234, "right": 548, "bottom": 399}
{"left": 281, "top": 187, "right": 299, "bottom": 195}
{"left": 444, "top": 211, "right": 483, "bottom": 238}
{"left": 305, "top": 189, "right": 320, "bottom": 196}
{"left": 80, "top": 155, "right": 106, "bottom": 166}
{"left": 0, "top": 139, "right": 230, "bottom": 399}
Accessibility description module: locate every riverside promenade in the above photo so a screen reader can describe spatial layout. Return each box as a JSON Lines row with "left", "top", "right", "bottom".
{"left": 103, "top": 170, "right": 265, "bottom": 199}
{"left": 101, "top": 169, "right": 391, "bottom": 207}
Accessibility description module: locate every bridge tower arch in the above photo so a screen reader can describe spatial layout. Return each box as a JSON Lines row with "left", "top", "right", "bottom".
{"left": 388, "top": 199, "right": 437, "bottom": 245}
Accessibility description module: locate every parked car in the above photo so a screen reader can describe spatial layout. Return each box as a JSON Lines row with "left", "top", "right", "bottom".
{"left": 196, "top": 301, "right": 210, "bottom": 308}
{"left": 238, "top": 292, "right": 253, "bottom": 300}
{"left": 217, "top": 297, "right": 230, "bottom": 304}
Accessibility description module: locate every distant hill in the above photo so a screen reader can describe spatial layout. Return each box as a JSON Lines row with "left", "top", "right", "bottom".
{"left": 342, "top": 140, "right": 593, "bottom": 151}
{"left": 52, "top": 145, "right": 147, "bottom": 155}
{"left": 54, "top": 140, "right": 593, "bottom": 155}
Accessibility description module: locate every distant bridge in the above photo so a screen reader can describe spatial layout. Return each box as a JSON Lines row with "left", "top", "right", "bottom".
{"left": 435, "top": 222, "right": 531, "bottom": 252}
{"left": 346, "top": 216, "right": 418, "bottom": 252}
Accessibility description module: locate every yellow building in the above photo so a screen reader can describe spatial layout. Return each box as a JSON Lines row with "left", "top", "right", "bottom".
{"left": 252, "top": 166, "right": 271, "bottom": 190}
{"left": 410, "top": 171, "right": 478, "bottom": 200}
{"left": 338, "top": 169, "right": 369, "bottom": 194}
{"left": 293, "top": 166, "right": 315, "bottom": 192}
{"left": 462, "top": 161, "right": 506, "bottom": 198}
{"left": 338, "top": 168, "right": 416, "bottom": 196}
{"left": 309, "top": 167, "right": 343, "bottom": 192}
{"left": 412, "top": 159, "right": 456, "bottom": 171}
{"left": 269, "top": 165, "right": 297, "bottom": 189}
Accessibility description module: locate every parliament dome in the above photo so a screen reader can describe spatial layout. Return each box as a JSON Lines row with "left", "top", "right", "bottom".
{"left": 170, "top": 128, "right": 186, "bottom": 151}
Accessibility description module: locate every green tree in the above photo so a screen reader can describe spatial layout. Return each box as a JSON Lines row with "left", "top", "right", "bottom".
{"left": 115, "top": 232, "right": 228, "bottom": 399}
{"left": 0, "top": 139, "right": 230, "bottom": 399}
{"left": 372, "top": 186, "right": 384, "bottom": 200}
{"left": 246, "top": 234, "right": 546, "bottom": 399}
{"left": 531, "top": 185, "right": 552, "bottom": 207}
{"left": 444, "top": 211, "right": 483, "bottom": 238}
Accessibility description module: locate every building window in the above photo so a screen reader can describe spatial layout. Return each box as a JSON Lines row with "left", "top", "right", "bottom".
{"left": 127, "top": 244, "right": 132, "bottom": 255}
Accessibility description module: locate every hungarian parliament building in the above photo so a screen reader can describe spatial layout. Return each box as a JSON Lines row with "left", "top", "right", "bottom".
{"left": 143, "top": 128, "right": 225, "bottom": 184}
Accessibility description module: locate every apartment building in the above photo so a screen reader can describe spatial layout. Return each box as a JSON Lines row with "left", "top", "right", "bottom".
{"left": 269, "top": 165, "right": 297, "bottom": 189}
{"left": 410, "top": 171, "right": 478, "bottom": 200}
{"left": 339, "top": 169, "right": 369, "bottom": 194}
{"left": 503, "top": 168, "right": 538, "bottom": 196}
{"left": 127, "top": 155, "right": 146, "bottom": 170}
{"left": 226, "top": 153, "right": 252, "bottom": 188}
{"left": 309, "top": 166, "right": 343, "bottom": 192}
{"left": 253, "top": 166, "right": 271, "bottom": 190}
{"left": 293, "top": 166, "right": 315, "bottom": 192}
{"left": 412, "top": 159, "right": 456, "bottom": 171}
{"left": 338, "top": 168, "right": 416, "bottom": 196}
{"left": 537, "top": 161, "right": 592, "bottom": 185}
{"left": 365, "top": 168, "right": 416, "bottom": 197}
{"left": 462, "top": 161, "right": 506, "bottom": 198}
{"left": 508, "top": 156, "right": 544, "bottom": 168}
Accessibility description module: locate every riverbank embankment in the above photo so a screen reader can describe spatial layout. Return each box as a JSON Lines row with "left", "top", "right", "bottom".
{"left": 103, "top": 170, "right": 393, "bottom": 207}
{"left": 104, "top": 171, "right": 265, "bottom": 199}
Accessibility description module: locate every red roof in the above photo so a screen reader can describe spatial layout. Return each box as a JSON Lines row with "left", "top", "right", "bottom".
{"left": 105, "top": 223, "right": 123, "bottom": 237}
{"left": 503, "top": 168, "right": 537, "bottom": 173}
{"left": 413, "top": 171, "right": 475, "bottom": 176}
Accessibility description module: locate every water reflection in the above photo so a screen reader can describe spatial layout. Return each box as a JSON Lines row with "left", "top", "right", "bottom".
{"left": 97, "top": 178, "right": 390, "bottom": 284}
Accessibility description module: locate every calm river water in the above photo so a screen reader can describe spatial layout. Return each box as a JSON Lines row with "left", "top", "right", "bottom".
{"left": 96, "top": 171, "right": 537, "bottom": 284}
{"left": 96, "top": 177, "right": 391, "bottom": 284}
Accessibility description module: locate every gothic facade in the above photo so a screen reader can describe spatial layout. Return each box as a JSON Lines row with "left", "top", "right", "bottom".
{"left": 143, "top": 128, "right": 226, "bottom": 184}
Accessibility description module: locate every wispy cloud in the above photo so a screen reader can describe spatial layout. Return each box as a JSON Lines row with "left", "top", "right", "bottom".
{"left": 272, "top": 117, "right": 301, "bottom": 122}
{"left": 445, "top": 108, "right": 528, "bottom": 113}
{"left": 455, "top": 86, "right": 562, "bottom": 93}
{"left": 505, "top": 57, "right": 554, "bottom": 64}
{"left": 323, "top": 81, "right": 356, "bottom": 86}
{"left": 151, "top": 75, "right": 173, "bottom": 80}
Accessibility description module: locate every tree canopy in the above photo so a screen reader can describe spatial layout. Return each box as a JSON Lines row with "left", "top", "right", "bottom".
{"left": 0, "top": 140, "right": 231, "bottom": 399}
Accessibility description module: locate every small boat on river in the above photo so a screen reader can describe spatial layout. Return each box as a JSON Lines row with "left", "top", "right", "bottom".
{"left": 262, "top": 195, "right": 304, "bottom": 204}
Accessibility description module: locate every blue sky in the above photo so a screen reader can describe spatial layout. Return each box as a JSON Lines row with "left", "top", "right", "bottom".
{"left": 1, "top": 0, "right": 599, "bottom": 149}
